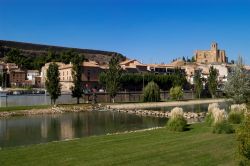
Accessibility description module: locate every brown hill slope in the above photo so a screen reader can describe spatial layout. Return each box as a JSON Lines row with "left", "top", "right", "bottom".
{"left": 0, "top": 40, "right": 126, "bottom": 64}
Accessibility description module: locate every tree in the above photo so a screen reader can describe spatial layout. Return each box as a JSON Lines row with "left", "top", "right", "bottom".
{"left": 224, "top": 56, "right": 250, "bottom": 103}
{"left": 106, "top": 56, "right": 122, "bottom": 103}
{"left": 208, "top": 66, "right": 218, "bottom": 98}
{"left": 191, "top": 56, "right": 196, "bottom": 62}
{"left": 172, "top": 68, "right": 187, "bottom": 88}
{"left": 143, "top": 81, "right": 160, "bottom": 102}
{"left": 194, "top": 71, "right": 203, "bottom": 99}
{"left": 182, "top": 56, "right": 186, "bottom": 62}
{"left": 45, "top": 63, "right": 61, "bottom": 105}
{"left": 71, "top": 53, "right": 85, "bottom": 104}
{"left": 170, "top": 86, "right": 183, "bottom": 100}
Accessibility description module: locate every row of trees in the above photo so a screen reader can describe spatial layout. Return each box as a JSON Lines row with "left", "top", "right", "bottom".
{"left": 45, "top": 53, "right": 84, "bottom": 105}
{"left": 193, "top": 66, "right": 218, "bottom": 99}
{"left": 100, "top": 72, "right": 188, "bottom": 91}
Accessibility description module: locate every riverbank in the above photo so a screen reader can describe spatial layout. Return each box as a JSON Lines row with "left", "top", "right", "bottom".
{"left": 107, "top": 98, "right": 229, "bottom": 109}
{"left": 0, "top": 123, "right": 236, "bottom": 165}
{"left": 0, "top": 99, "right": 229, "bottom": 118}
{"left": 0, "top": 104, "right": 102, "bottom": 118}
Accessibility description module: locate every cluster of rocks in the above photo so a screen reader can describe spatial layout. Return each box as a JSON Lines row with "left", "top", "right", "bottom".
{"left": 108, "top": 108, "right": 206, "bottom": 120}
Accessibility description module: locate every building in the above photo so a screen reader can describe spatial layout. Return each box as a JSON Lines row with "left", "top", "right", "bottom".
{"left": 209, "top": 64, "right": 229, "bottom": 83}
{"left": 120, "top": 59, "right": 148, "bottom": 73}
{"left": 41, "top": 62, "right": 64, "bottom": 87}
{"left": 9, "top": 69, "right": 26, "bottom": 86}
{"left": 57, "top": 61, "right": 106, "bottom": 91}
{"left": 27, "top": 70, "right": 40, "bottom": 85}
{"left": 195, "top": 42, "right": 227, "bottom": 64}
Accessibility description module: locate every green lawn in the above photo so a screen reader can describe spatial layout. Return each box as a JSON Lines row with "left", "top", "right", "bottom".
{"left": 0, "top": 105, "right": 51, "bottom": 112}
{"left": 0, "top": 123, "right": 237, "bottom": 166}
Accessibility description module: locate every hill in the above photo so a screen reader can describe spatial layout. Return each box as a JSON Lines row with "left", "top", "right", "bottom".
{"left": 0, "top": 40, "right": 126, "bottom": 66}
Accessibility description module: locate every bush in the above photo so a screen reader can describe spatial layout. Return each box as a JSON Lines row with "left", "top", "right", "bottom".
{"left": 228, "top": 111, "right": 244, "bottom": 124}
{"left": 167, "top": 107, "right": 187, "bottom": 132}
{"left": 212, "top": 121, "right": 234, "bottom": 134}
{"left": 143, "top": 81, "right": 160, "bottom": 102}
{"left": 167, "top": 116, "right": 187, "bottom": 132}
{"left": 170, "top": 107, "right": 184, "bottom": 119}
{"left": 228, "top": 104, "right": 246, "bottom": 124}
{"left": 205, "top": 104, "right": 233, "bottom": 134}
{"left": 205, "top": 112, "right": 214, "bottom": 126}
{"left": 205, "top": 103, "right": 219, "bottom": 126}
{"left": 236, "top": 114, "right": 250, "bottom": 165}
{"left": 170, "top": 86, "right": 183, "bottom": 100}
{"left": 208, "top": 103, "right": 219, "bottom": 113}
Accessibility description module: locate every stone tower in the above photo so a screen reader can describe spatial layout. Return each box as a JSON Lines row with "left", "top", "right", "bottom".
{"left": 195, "top": 42, "right": 227, "bottom": 64}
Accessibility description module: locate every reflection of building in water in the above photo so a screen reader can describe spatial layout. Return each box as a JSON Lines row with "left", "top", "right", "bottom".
{"left": 60, "top": 118, "right": 74, "bottom": 140}
{"left": 41, "top": 119, "right": 48, "bottom": 139}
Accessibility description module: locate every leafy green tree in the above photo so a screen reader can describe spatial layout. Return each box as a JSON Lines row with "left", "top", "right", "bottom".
{"left": 191, "top": 56, "right": 196, "bottom": 62}
{"left": 71, "top": 53, "right": 85, "bottom": 104}
{"left": 208, "top": 66, "right": 218, "bottom": 98}
{"left": 170, "top": 86, "right": 183, "bottom": 100}
{"left": 45, "top": 63, "right": 61, "bottom": 105}
{"left": 143, "top": 81, "right": 160, "bottom": 102}
{"left": 224, "top": 56, "right": 250, "bottom": 103}
{"left": 194, "top": 71, "right": 203, "bottom": 99}
{"left": 106, "top": 56, "right": 122, "bottom": 103}
{"left": 61, "top": 49, "right": 77, "bottom": 64}
{"left": 172, "top": 68, "right": 187, "bottom": 88}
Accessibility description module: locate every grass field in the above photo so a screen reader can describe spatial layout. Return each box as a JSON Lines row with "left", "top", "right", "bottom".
{"left": 0, "top": 123, "right": 237, "bottom": 166}
{"left": 0, "top": 105, "right": 51, "bottom": 112}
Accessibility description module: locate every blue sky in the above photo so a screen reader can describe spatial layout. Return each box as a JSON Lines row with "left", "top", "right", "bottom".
{"left": 1, "top": 0, "right": 250, "bottom": 64}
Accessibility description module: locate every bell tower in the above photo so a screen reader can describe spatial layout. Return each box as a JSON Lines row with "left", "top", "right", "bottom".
{"left": 211, "top": 42, "right": 218, "bottom": 51}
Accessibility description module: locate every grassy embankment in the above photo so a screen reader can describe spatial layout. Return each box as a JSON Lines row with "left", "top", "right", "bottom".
{"left": 0, "top": 105, "right": 51, "bottom": 112}
{"left": 0, "top": 104, "right": 95, "bottom": 112}
{"left": 0, "top": 123, "right": 237, "bottom": 166}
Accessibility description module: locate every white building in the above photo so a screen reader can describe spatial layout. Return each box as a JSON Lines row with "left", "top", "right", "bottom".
{"left": 27, "top": 70, "right": 40, "bottom": 85}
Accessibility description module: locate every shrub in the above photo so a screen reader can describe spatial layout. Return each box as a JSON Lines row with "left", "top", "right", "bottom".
{"left": 205, "top": 104, "right": 233, "bottom": 134}
{"left": 143, "top": 81, "right": 161, "bottom": 102}
{"left": 213, "top": 108, "right": 227, "bottom": 124}
{"left": 167, "top": 107, "right": 187, "bottom": 132}
{"left": 169, "top": 86, "right": 183, "bottom": 100}
{"left": 167, "top": 116, "right": 187, "bottom": 132}
{"left": 212, "top": 120, "right": 234, "bottom": 134}
{"left": 205, "top": 112, "right": 214, "bottom": 126}
{"left": 208, "top": 103, "right": 219, "bottom": 113}
{"left": 170, "top": 107, "right": 184, "bottom": 119}
{"left": 228, "top": 111, "right": 244, "bottom": 124}
{"left": 228, "top": 104, "right": 247, "bottom": 124}
{"left": 236, "top": 114, "right": 250, "bottom": 165}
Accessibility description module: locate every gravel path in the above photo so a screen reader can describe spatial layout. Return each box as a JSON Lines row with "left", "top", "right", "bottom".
{"left": 107, "top": 99, "right": 229, "bottom": 110}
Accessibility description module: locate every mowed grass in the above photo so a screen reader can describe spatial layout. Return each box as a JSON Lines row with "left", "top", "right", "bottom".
{"left": 0, "top": 123, "right": 237, "bottom": 166}
{"left": 0, "top": 105, "right": 51, "bottom": 112}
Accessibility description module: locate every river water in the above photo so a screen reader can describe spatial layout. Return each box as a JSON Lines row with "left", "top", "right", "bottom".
{"left": 0, "top": 102, "right": 230, "bottom": 148}
{"left": 0, "top": 111, "right": 167, "bottom": 148}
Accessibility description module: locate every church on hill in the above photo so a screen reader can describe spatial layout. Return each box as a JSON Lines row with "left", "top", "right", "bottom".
{"left": 195, "top": 42, "right": 228, "bottom": 64}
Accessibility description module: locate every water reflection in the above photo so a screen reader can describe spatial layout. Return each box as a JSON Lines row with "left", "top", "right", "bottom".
{"left": 0, "top": 111, "right": 167, "bottom": 148}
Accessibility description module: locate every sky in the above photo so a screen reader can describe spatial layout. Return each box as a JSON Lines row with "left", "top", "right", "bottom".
{"left": 0, "top": 0, "right": 250, "bottom": 64}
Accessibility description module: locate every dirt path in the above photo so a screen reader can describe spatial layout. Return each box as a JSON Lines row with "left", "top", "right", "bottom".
{"left": 107, "top": 99, "right": 229, "bottom": 110}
